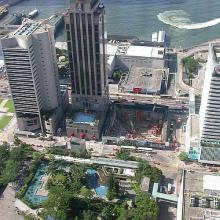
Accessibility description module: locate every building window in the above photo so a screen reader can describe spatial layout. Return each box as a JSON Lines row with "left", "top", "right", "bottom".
{"left": 67, "top": 31, "right": 71, "bottom": 41}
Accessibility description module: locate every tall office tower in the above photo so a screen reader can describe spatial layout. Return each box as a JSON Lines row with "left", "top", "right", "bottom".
{"left": 199, "top": 43, "right": 220, "bottom": 164}
{"left": 200, "top": 43, "right": 220, "bottom": 142}
{"left": 1, "top": 20, "right": 62, "bottom": 134}
{"left": 64, "top": 0, "right": 108, "bottom": 111}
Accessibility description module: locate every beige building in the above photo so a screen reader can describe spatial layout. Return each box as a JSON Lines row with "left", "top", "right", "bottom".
{"left": 2, "top": 20, "right": 63, "bottom": 134}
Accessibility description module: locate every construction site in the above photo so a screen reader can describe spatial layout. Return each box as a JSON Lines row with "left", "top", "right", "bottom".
{"left": 103, "top": 103, "right": 168, "bottom": 145}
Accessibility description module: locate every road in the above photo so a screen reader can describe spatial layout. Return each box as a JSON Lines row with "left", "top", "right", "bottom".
{"left": 0, "top": 116, "right": 17, "bottom": 143}
{"left": 109, "top": 85, "right": 189, "bottom": 109}
{"left": 111, "top": 94, "right": 188, "bottom": 109}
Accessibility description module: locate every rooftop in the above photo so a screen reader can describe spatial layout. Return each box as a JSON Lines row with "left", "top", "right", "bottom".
{"left": 183, "top": 171, "right": 220, "bottom": 220}
{"left": 107, "top": 41, "right": 165, "bottom": 59}
{"left": 106, "top": 44, "right": 118, "bottom": 56}
{"left": 120, "top": 66, "right": 168, "bottom": 93}
{"left": 126, "top": 45, "right": 164, "bottom": 59}
{"left": 203, "top": 175, "right": 220, "bottom": 192}
{"left": 72, "top": 112, "right": 96, "bottom": 124}
{"left": 14, "top": 22, "right": 40, "bottom": 36}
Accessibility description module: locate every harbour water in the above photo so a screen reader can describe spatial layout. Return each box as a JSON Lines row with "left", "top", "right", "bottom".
{"left": 8, "top": 0, "right": 220, "bottom": 48}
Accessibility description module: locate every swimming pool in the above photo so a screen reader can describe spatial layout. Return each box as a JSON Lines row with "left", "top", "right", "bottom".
{"left": 24, "top": 163, "right": 48, "bottom": 206}
{"left": 86, "top": 169, "right": 108, "bottom": 198}
{"left": 95, "top": 185, "right": 108, "bottom": 197}
{"left": 73, "top": 112, "right": 96, "bottom": 124}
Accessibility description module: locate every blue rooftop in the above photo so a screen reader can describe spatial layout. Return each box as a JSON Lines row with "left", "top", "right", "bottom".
{"left": 73, "top": 112, "right": 96, "bottom": 124}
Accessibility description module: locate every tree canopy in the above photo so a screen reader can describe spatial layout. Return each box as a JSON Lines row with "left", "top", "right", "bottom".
{"left": 113, "top": 70, "right": 123, "bottom": 81}
{"left": 132, "top": 192, "right": 159, "bottom": 220}
{"left": 0, "top": 142, "right": 35, "bottom": 187}
{"left": 182, "top": 57, "right": 199, "bottom": 76}
{"left": 136, "top": 160, "right": 162, "bottom": 183}
{"left": 42, "top": 185, "right": 72, "bottom": 220}
{"left": 107, "top": 173, "right": 119, "bottom": 200}
{"left": 178, "top": 152, "right": 188, "bottom": 161}
{"left": 116, "top": 149, "right": 135, "bottom": 161}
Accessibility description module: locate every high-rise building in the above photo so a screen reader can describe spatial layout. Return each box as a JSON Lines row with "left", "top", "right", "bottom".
{"left": 64, "top": 0, "right": 108, "bottom": 139}
{"left": 1, "top": 20, "right": 62, "bottom": 134}
{"left": 199, "top": 43, "right": 220, "bottom": 164}
{"left": 64, "top": 0, "right": 108, "bottom": 111}
{"left": 200, "top": 43, "right": 220, "bottom": 142}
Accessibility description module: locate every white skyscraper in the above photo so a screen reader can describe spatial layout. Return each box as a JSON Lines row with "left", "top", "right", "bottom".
{"left": 199, "top": 43, "right": 220, "bottom": 164}
{"left": 1, "top": 20, "right": 62, "bottom": 134}
{"left": 200, "top": 43, "right": 220, "bottom": 142}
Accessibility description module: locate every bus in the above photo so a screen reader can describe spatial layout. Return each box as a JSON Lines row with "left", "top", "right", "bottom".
{"left": 137, "top": 147, "right": 153, "bottom": 153}
{"left": 121, "top": 146, "right": 136, "bottom": 152}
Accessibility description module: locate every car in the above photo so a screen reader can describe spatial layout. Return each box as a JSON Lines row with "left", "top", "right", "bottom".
{"left": 131, "top": 98, "right": 135, "bottom": 100}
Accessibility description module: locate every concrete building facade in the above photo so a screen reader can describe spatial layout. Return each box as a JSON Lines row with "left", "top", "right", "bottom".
{"left": 199, "top": 43, "right": 220, "bottom": 164}
{"left": 64, "top": 0, "right": 108, "bottom": 111}
{"left": 199, "top": 43, "right": 220, "bottom": 143}
{"left": 1, "top": 20, "right": 63, "bottom": 134}
{"left": 64, "top": 0, "right": 108, "bottom": 140}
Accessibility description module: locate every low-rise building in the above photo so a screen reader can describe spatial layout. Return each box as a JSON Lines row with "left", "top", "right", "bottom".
{"left": 119, "top": 66, "right": 168, "bottom": 94}
{"left": 66, "top": 110, "right": 106, "bottom": 140}
{"left": 180, "top": 170, "right": 220, "bottom": 220}
{"left": 114, "top": 42, "right": 165, "bottom": 71}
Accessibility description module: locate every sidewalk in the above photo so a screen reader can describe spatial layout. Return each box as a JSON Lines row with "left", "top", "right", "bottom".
{"left": 0, "top": 99, "right": 8, "bottom": 113}
{"left": 0, "top": 185, "right": 23, "bottom": 220}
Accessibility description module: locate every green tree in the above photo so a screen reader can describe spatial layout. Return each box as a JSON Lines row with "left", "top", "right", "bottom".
{"left": 71, "top": 149, "right": 91, "bottom": 159}
{"left": 182, "top": 57, "right": 199, "bottom": 82}
{"left": 0, "top": 142, "right": 9, "bottom": 167}
{"left": 107, "top": 173, "right": 119, "bottom": 200}
{"left": 113, "top": 71, "right": 123, "bottom": 81}
{"left": 10, "top": 143, "right": 33, "bottom": 161}
{"left": 81, "top": 210, "right": 97, "bottom": 220}
{"left": 32, "top": 152, "right": 44, "bottom": 161}
{"left": 47, "top": 159, "right": 66, "bottom": 175}
{"left": 69, "top": 164, "right": 84, "bottom": 193}
{"left": 42, "top": 185, "right": 72, "bottom": 220}
{"left": 116, "top": 149, "right": 135, "bottom": 161}
{"left": 178, "top": 152, "right": 188, "bottom": 161}
{"left": 0, "top": 160, "right": 20, "bottom": 184}
{"left": 58, "top": 65, "right": 68, "bottom": 78}
{"left": 14, "top": 135, "right": 22, "bottom": 146}
{"left": 80, "top": 187, "right": 93, "bottom": 199}
{"left": 132, "top": 193, "right": 159, "bottom": 220}
{"left": 113, "top": 203, "right": 131, "bottom": 220}
{"left": 136, "top": 160, "right": 162, "bottom": 183}
{"left": 99, "top": 205, "right": 115, "bottom": 220}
